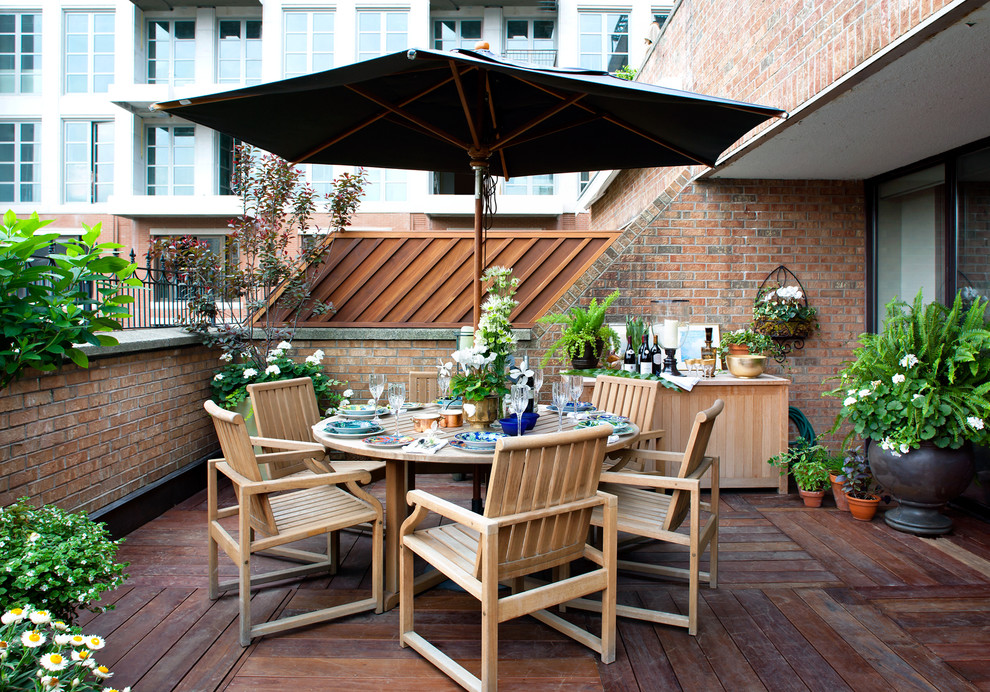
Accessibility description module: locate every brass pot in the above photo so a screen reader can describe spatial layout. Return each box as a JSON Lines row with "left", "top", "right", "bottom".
{"left": 463, "top": 396, "right": 501, "bottom": 430}
{"left": 726, "top": 354, "right": 766, "bottom": 378}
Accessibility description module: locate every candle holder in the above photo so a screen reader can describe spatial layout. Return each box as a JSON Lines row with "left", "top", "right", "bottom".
{"left": 651, "top": 299, "right": 691, "bottom": 376}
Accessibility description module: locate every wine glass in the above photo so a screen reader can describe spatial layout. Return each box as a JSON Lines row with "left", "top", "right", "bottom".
{"left": 532, "top": 369, "right": 544, "bottom": 407}
{"left": 437, "top": 373, "right": 450, "bottom": 405}
{"left": 369, "top": 374, "right": 386, "bottom": 424}
{"left": 510, "top": 384, "right": 529, "bottom": 437}
{"left": 387, "top": 382, "right": 406, "bottom": 434}
{"left": 569, "top": 375, "right": 584, "bottom": 413}
{"left": 551, "top": 381, "right": 568, "bottom": 432}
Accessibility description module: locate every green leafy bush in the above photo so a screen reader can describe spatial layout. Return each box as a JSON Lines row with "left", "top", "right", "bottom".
{"left": 0, "top": 500, "right": 128, "bottom": 623}
{"left": 0, "top": 604, "right": 128, "bottom": 691}
{"left": 718, "top": 327, "right": 775, "bottom": 356}
{"left": 767, "top": 439, "right": 832, "bottom": 491}
{"left": 538, "top": 290, "right": 621, "bottom": 366}
{"left": 0, "top": 211, "right": 139, "bottom": 389}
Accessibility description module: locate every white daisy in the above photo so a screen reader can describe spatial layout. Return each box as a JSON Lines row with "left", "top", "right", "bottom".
{"left": 71, "top": 649, "right": 95, "bottom": 665}
{"left": 40, "top": 652, "right": 68, "bottom": 671}
{"left": 85, "top": 635, "right": 106, "bottom": 651}
{"left": 54, "top": 633, "right": 73, "bottom": 646}
{"left": 21, "top": 630, "right": 46, "bottom": 647}
{"left": 1, "top": 608, "right": 25, "bottom": 625}
{"left": 92, "top": 664, "right": 113, "bottom": 679}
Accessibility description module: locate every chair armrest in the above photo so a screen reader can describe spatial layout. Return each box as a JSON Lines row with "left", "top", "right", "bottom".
{"left": 254, "top": 449, "right": 326, "bottom": 468}
{"left": 635, "top": 428, "right": 665, "bottom": 443}
{"left": 250, "top": 436, "right": 325, "bottom": 453}
{"left": 625, "top": 449, "right": 685, "bottom": 464}
{"left": 214, "top": 460, "right": 370, "bottom": 493}
{"left": 600, "top": 455, "right": 715, "bottom": 490}
{"left": 405, "top": 489, "right": 493, "bottom": 532}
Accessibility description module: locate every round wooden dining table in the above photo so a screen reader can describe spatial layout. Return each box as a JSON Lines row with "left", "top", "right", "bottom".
{"left": 312, "top": 404, "right": 640, "bottom": 609}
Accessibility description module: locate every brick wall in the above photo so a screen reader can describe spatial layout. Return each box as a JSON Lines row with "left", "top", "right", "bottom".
{"left": 0, "top": 344, "right": 219, "bottom": 514}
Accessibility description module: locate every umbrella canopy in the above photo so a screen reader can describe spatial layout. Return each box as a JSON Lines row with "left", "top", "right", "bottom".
{"left": 153, "top": 47, "right": 785, "bottom": 323}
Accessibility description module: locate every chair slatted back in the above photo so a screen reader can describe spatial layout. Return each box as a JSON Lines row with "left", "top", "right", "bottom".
{"left": 408, "top": 371, "right": 438, "bottom": 403}
{"left": 248, "top": 377, "right": 323, "bottom": 478}
{"left": 480, "top": 425, "right": 611, "bottom": 581}
{"left": 205, "top": 400, "right": 278, "bottom": 535}
{"left": 663, "top": 399, "right": 724, "bottom": 531}
{"left": 591, "top": 375, "right": 661, "bottom": 442}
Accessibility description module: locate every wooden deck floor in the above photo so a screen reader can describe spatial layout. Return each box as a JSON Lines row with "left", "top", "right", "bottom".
{"left": 82, "top": 478, "right": 990, "bottom": 691}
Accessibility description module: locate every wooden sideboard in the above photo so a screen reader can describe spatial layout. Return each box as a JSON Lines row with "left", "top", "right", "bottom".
{"left": 584, "top": 374, "right": 789, "bottom": 492}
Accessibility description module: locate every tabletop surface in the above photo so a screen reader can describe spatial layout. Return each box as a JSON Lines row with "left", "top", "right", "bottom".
{"left": 312, "top": 403, "right": 639, "bottom": 464}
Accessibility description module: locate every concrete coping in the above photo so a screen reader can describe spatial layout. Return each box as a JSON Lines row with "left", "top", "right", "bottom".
{"left": 78, "top": 326, "right": 533, "bottom": 358}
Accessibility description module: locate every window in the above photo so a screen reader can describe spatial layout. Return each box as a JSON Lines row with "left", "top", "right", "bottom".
{"left": 504, "top": 19, "right": 555, "bottom": 66}
{"left": 431, "top": 171, "right": 473, "bottom": 195}
{"left": 0, "top": 121, "right": 39, "bottom": 203}
{"left": 284, "top": 11, "right": 333, "bottom": 78}
{"left": 362, "top": 167, "right": 406, "bottom": 202}
{"left": 146, "top": 125, "right": 194, "bottom": 196}
{"left": 503, "top": 174, "right": 554, "bottom": 196}
{"left": 579, "top": 12, "right": 628, "bottom": 73}
{"left": 64, "top": 12, "right": 114, "bottom": 93}
{"left": 579, "top": 171, "right": 594, "bottom": 194}
{"left": 64, "top": 121, "right": 113, "bottom": 203}
{"left": 148, "top": 20, "right": 195, "bottom": 85}
{"left": 307, "top": 164, "right": 336, "bottom": 197}
{"left": 217, "top": 133, "right": 241, "bottom": 196}
{"left": 868, "top": 139, "right": 990, "bottom": 328}
{"left": 357, "top": 12, "right": 407, "bottom": 61}
{"left": 0, "top": 12, "right": 41, "bottom": 94}
{"left": 652, "top": 6, "right": 673, "bottom": 30}
{"left": 433, "top": 19, "right": 481, "bottom": 51}
{"left": 218, "top": 19, "right": 261, "bottom": 85}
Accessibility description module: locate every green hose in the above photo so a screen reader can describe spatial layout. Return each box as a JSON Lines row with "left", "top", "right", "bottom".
{"left": 788, "top": 406, "right": 816, "bottom": 446}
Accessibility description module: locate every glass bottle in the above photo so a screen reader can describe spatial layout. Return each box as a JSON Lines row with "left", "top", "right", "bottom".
{"left": 700, "top": 326, "right": 716, "bottom": 377}
{"left": 623, "top": 336, "right": 637, "bottom": 373}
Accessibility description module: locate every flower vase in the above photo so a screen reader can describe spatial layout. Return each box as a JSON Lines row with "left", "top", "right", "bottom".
{"left": 463, "top": 396, "right": 501, "bottom": 430}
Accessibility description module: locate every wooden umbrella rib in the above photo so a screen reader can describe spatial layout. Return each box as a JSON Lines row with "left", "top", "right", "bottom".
{"left": 490, "top": 93, "right": 587, "bottom": 152}
{"left": 449, "top": 60, "right": 483, "bottom": 154}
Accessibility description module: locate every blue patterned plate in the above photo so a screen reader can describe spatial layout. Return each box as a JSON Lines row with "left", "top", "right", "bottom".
{"left": 339, "top": 405, "right": 391, "bottom": 419}
{"left": 364, "top": 434, "right": 415, "bottom": 448}
{"left": 575, "top": 420, "right": 635, "bottom": 436}
{"left": 327, "top": 419, "right": 379, "bottom": 432}
{"left": 453, "top": 431, "right": 507, "bottom": 449}
{"left": 587, "top": 413, "right": 629, "bottom": 425}
{"left": 547, "top": 402, "right": 597, "bottom": 413}
{"left": 320, "top": 424, "right": 384, "bottom": 438}
{"left": 449, "top": 439, "right": 496, "bottom": 455}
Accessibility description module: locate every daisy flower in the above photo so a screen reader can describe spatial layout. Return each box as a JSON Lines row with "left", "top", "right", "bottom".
{"left": 92, "top": 664, "right": 113, "bottom": 678}
{"left": 71, "top": 648, "right": 95, "bottom": 666}
{"left": 40, "top": 652, "right": 69, "bottom": 671}
{"left": 21, "top": 630, "right": 46, "bottom": 647}
{"left": 85, "top": 635, "right": 106, "bottom": 650}
{"left": 29, "top": 610, "right": 51, "bottom": 625}
{"left": 67, "top": 634, "right": 86, "bottom": 647}
{"left": 38, "top": 676, "right": 62, "bottom": 690}
{"left": 1, "top": 608, "right": 25, "bottom": 625}
{"left": 54, "top": 633, "right": 73, "bottom": 646}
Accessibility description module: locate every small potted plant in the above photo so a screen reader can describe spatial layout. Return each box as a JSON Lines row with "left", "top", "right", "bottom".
{"left": 538, "top": 290, "right": 621, "bottom": 369}
{"left": 837, "top": 446, "right": 881, "bottom": 521}
{"left": 767, "top": 440, "right": 832, "bottom": 507}
{"left": 719, "top": 327, "right": 775, "bottom": 356}
{"left": 825, "top": 452, "right": 849, "bottom": 511}
{"left": 753, "top": 283, "right": 819, "bottom": 339}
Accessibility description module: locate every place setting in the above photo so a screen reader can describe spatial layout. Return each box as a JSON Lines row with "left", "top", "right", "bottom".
{"left": 316, "top": 418, "right": 386, "bottom": 438}
{"left": 447, "top": 430, "right": 508, "bottom": 454}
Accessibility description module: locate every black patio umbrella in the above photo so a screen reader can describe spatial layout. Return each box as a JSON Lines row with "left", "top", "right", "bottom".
{"left": 153, "top": 46, "right": 784, "bottom": 324}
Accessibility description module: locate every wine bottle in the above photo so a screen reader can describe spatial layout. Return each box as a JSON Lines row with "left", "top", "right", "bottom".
{"left": 638, "top": 335, "right": 652, "bottom": 375}
{"left": 700, "top": 327, "right": 716, "bottom": 377}
{"left": 651, "top": 334, "right": 664, "bottom": 376}
{"left": 623, "top": 336, "right": 637, "bottom": 373}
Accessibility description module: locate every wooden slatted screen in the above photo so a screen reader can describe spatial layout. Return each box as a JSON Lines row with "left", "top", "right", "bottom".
{"left": 268, "top": 229, "right": 620, "bottom": 328}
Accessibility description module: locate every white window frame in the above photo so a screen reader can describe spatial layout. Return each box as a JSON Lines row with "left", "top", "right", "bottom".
{"left": 362, "top": 167, "right": 407, "bottom": 202}
{"left": 0, "top": 11, "right": 41, "bottom": 94}
{"left": 146, "top": 125, "right": 195, "bottom": 196}
{"left": 432, "top": 18, "right": 482, "bottom": 51}
{"left": 63, "top": 11, "right": 114, "bottom": 94}
{"left": 0, "top": 120, "right": 40, "bottom": 204}
{"left": 217, "top": 18, "right": 262, "bottom": 85}
{"left": 356, "top": 11, "right": 408, "bottom": 61}
{"left": 146, "top": 18, "right": 196, "bottom": 86}
{"left": 63, "top": 120, "right": 114, "bottom": 204}
{"left": 502, "top": 174, "right": 554, "bottom": 196}
{"left": 283, "top": 10, "right": 334, "bottom": 78}
{"left": 578, "top": 11, "right": 629, "bottom": 74}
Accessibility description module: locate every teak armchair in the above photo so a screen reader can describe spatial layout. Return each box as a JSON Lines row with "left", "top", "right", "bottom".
{"left": 590, "top": 374, "right": 666, "bottom": 470}
{"left": 399, "top": 425, "right": 617, "bottom": 692}
{"left": 205, "top": 400, "right": 383, "bottom": 646}
{"left": 569, "top": 398, "right": 723, "bottom": 635}
{"left": 408, "top": 370, "right": 438, "bottom": 403}
{"left": 247, "top": 377, "right": 385, "bottom": 483}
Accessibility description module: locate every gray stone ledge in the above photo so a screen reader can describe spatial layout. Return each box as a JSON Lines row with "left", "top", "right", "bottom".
{"left": 292, "top": 327, "right": 532, "bottom": 343}
{"left": 79, "top": 328, "right": 205, "bottom": 359}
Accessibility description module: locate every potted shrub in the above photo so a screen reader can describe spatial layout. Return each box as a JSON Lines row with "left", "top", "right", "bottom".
{"left": 538, "top": 290, "right": 621, "bottom": 369}
{"left": 837, "top": 447, "right": 881, "bottom": 521}
{"left": 719, "top": 327, "right": 775, "bottom": 357}
{"left": 767, "top": 440, "right": 832, "bottom": 507}
{"left": 828, "top": 289, "right": 990, "bottom": 535}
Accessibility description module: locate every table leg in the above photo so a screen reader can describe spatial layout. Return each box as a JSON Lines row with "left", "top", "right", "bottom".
{"left": 383, "top": 458, "right": 410, "bottom": 611}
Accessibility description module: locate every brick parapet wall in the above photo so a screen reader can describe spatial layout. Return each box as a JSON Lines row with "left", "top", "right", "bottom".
{"left": 0, "top": 343, "right": 219, "bottom": 514}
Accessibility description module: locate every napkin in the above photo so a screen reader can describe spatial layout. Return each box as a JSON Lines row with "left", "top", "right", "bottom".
{"left": 401, "top": 438, "right": 448, "bottom": 454}
{"left": 659, "top": 373, "right": 701, "bottom": 392}
{"left": 608, "top": 434, "right": 620, "bottom": 445}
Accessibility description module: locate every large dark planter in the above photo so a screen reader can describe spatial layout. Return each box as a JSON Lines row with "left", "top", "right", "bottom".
{"left": 868, "top": 440, "right": 975, "bottom": 535}
{"left": 570, "top": 339, "right": 604, "bottom": 370}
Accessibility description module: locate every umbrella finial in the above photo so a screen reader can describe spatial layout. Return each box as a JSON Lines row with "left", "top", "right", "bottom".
{"left": 474, "top": 41, "right": 490, "bottom": 51}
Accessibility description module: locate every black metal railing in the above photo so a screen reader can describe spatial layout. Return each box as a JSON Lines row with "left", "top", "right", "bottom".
{"left": 502, "top": 49, "right": 557, "bottom": 67}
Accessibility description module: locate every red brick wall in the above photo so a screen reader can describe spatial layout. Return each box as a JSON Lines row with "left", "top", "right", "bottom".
{"left": 0, "top": 344, "right": 218, "bottom": 514}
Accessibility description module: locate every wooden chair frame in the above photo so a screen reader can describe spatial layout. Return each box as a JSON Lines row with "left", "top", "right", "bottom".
{"left": 206, "top": 401, "right": 384, "bottom": 646}
{"left": 590, "top": 374, "right": 666, "bottom": 471}
{"left": 569, "top": 399, "right": 723, "bottom": 635}
{"left": 408, "top": 370, "right": 439, "bottom": 403}
{"left": 399, "top": 426, "right": 617, "bottom": 692}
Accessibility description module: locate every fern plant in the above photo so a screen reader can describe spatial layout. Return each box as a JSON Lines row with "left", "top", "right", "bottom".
{"left": 538, "top": 290, "right": 621, "bottom": 366}
{"left": 828, "top": 289, "right": 990, "bottom": 452}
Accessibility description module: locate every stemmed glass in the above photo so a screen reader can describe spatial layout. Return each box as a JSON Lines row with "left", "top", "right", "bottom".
{"left": 510, "top": 384, "right": 529, "bottom": 437}
{"left": 369, "top": 374, "right": 386, "bottom": 425}
{"left": 532, "top": 369, "right": 544, "bottom": 408}
{"left": 387, "top": 382, "right": 406, "bottom": 435}
{"left": 437, "top": 373, "right": 451, "bottom": 405}
{"left": 551, "top": 381, "right": 569, "bottom": 432}
{"left": 569, "top": 375, "right": 584, "bottom": 413}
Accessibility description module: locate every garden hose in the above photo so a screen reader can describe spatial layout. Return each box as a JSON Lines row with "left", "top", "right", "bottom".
{"left": 788, "top": 406, "right": 816, "bottom": 446}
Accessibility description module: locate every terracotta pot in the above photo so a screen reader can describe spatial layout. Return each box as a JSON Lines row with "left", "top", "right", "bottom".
{"left": 846, "top": 493, "right": 880, "bottom": 521}
{"left": 829, "top": 472, "right": 849, "bottom": 511}
{"left": 463, "top": 396, "right": 501, "bottom": 430}
{"left": 868, "top": 440, "right": 974, "bottom": 535}
{"left": 570, "top": 339, "right": 604, "bottom": 370}
{"left": 798, "top": 489, "right": 825, "bottom": 508}
{"left": 726, "top": 343, "right": 750, "bottom": 356}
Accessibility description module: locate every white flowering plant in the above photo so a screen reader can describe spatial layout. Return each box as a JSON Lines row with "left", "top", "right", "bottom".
{"left": 828, "top": 290, "right": 990, "bottom": 454}
{"left": 448, "top": 346, "right": 507, "bottom": 400}
{"left": 0, "top": 604, "right": 128, "bottom": 691}
{"left": 209, "top": 342, "right": 346, "bottom": 410}
{"left": 753, "top": 283, "right": 818, "bottom": 341}
{"left": 0, "top": 500, "right": 128, "bottom": 624}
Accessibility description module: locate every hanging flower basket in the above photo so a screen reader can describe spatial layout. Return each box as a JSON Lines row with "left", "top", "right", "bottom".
{"left": 753, "top": 314, "right": 817, "bottom": 339}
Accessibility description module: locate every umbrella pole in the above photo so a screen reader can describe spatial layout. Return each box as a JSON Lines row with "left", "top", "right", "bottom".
{"left": 472, "top": 160, "right": 487, "bottom": 329}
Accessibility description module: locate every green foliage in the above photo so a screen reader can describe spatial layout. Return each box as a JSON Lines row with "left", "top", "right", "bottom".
{"left": 211, "top": 342, "right": 346, "bottom": 412}
{"left": 614, "top": 64, "right": 637, "bottom": 80}
{"left": 625, "top": 315, "right": 647, "bottom": 349}
{"left": 538, "top": 290, "right": 621, "bottom": 366}
{"left": 753, "top": 284, "right": 818, "bottom": 323}
{"left": 0, "top": 211, "right": 139, "bottom": 389}
{"left": 836, "top": 446, "right": 876, "bottom": 498}
{"left": 718, "top": 327, "right": 775, "bottom": 355}
{"left": 828, "top": 289, "right": 990, "bottom": 452}
{"left": 767, "top": 439, "right": 832, "bottom": 491}
{"left": 0, "top": 604, "right": 127, "bottom": 691}
{"left": 0, "top": 499, "right": 128, "bottom": 623}
{"left": 563, "top": 367, "right": 681, "bottom": 391}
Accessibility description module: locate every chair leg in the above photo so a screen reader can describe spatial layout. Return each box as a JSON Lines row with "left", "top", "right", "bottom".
{"left": 688, "top": 544, "right": 699, "bottom": 637}
{"left": 372, "top": 518, "right": 384, "bottom": 613}
{"left": 399, "top": 535, "right": 414, "bottom": 647}
{"left": 481, "top": 579, "right": 498, "bottom": 692}
{"left": 238, "top": 499, "right": 253, "bottom": 647}
{"left": 709, "top": 525, "right": 719, "bottom": 590}
{"left": 208, "top": 530, "right": 219, "bottom": 600}
{"left": 328, "top": 530, "right": 340, "bottom": 576}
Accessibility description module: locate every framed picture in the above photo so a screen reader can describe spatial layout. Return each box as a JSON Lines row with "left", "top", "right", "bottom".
{"left": 677, "top": 324, "right": 720, "bottom": 366}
